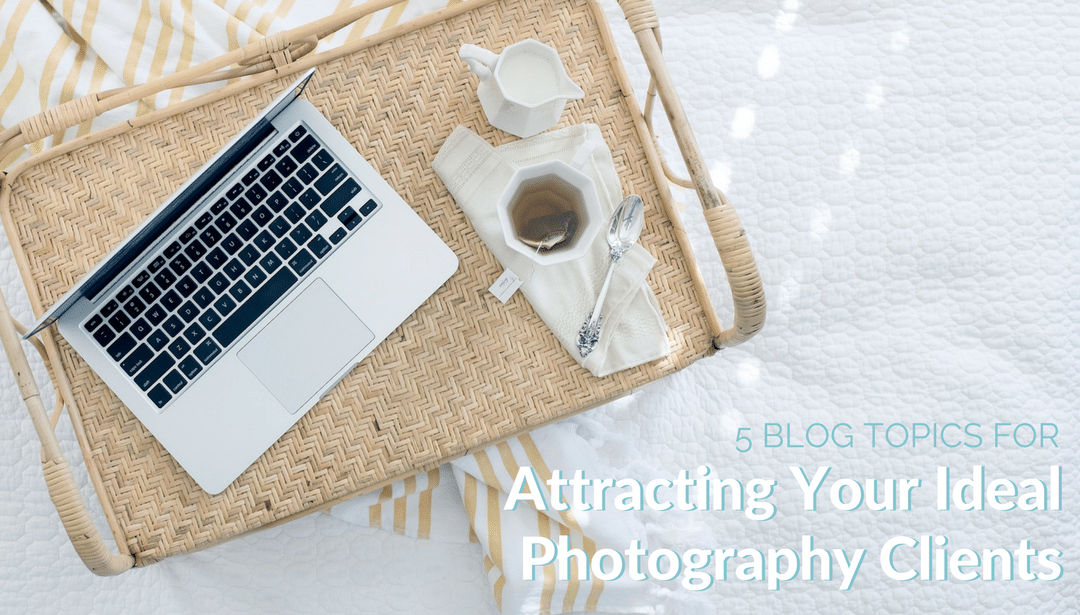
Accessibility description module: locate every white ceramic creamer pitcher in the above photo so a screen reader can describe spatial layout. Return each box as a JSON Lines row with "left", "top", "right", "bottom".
{"left": 459, "top": 39, "right": 585, "bottom": 138}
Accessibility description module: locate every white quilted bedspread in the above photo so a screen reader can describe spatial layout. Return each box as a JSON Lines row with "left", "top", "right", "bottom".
{"left": 2, "top": 0, "right": 1077, "bottom": 613}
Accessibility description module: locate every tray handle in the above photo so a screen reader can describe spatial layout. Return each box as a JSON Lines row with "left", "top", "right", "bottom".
{"left": 0, "top": 285, "right": 134, "bottom": 575}
{"left": 618, "top": 0, "right": 765, "bottom": 347}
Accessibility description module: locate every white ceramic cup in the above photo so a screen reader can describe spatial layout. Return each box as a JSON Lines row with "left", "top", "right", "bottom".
{"left": 496, "top": 141, "right": 602, "bottom": 266}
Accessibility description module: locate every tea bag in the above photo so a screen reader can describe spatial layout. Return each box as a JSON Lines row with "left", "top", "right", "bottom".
{"left": 520, "top": 211, "right": 572, "bottom": 251}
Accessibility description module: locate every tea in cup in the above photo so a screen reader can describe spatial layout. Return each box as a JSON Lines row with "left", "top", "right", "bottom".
{"left": 496, "top": 142, "right": 602, "bottom": 265}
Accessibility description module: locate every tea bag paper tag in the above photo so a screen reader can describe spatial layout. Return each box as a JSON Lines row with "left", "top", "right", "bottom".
{"left": 489, "top": 268, "right": 523, "bottom": 303}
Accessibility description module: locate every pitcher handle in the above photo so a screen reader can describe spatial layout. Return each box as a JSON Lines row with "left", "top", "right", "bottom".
{"left": 459, "top": 44, "right": 499, "bottom": 80}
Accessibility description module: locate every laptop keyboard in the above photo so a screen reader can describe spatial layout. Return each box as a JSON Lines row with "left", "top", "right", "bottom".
{"left": 80, "top": 124, "right": 381, "bottom": 410}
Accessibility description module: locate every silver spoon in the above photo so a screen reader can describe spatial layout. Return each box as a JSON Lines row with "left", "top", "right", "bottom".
{"left": 577, "top": 194, "right": 644, "bottom": 358}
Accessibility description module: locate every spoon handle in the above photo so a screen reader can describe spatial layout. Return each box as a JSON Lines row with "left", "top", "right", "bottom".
{"left": 577, "top": 256, "right": 619, "bottom": 358}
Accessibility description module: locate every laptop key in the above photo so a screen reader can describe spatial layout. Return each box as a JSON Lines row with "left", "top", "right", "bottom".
{"left": 163, "top": 241, "right": 182, "bottom": 259}
{"left": 237, "top": 220, "right": 258, "bottom": 241}
{"left": 178, "top": 356, "right": 202, "bottom": 380}
{"left": 198, "top": 308, "right": 221, "bottom": 331}
{"left": 230, "top": 281, "right": 252, "bottom": 302}
{"left": 223, "top": 259, "right": 246, "bottom": 280}
{"left": 183, "top": 239, "right": 206, "bottom": 262}
{"left": 206, "top": 247, "right": 227, "bottom": 269}
{"left": 242, "top": 168, "right": 260, "bottom": 185}
{"left": 84, "top": 314, "right": 103, "bottom": 333}
{"left": 178, "top": 301, "right": 199, "bottom": 323}
{"left": 252, "top": 205, "right": 273, "bottom": 227}
{"left": 329, "top": 228, "right": 347, "bottom": 244}
{"left": 273, "top": 140, "right": 291, "bottom": 156}
{"left": 191, "top": 262, "right": 212, "bottom": 283}
{"left": 195, "top": 212, "right": 214, "bottom": 229}
{"left": 171, "top": 255, "right": 191, "bottom": 276}
{"left": 154, "top": 268, "right": 177, "bottom": 290}
{"left": 289, "top": 225, "right": 312, "bottom": 246}
{"left": 284, "top": 203, "right": 306, "bottom": 223}
{"left": 246, "top": 184, "right": 268, "bottom": 204}
{"left": 160, "top": 290, "right": 182, "bottom": 311}
{"left": 226, "top": 184, "right": 244, "bottom": 200}
{"left": 312, "top": 150, "right": 334, "bottom": 170}
{"left": 102, "top": 300, "right": 120, "bottom": 317}
{"left": 320, "top": 179, "right": 361, "bottom": 217}
{"left": 229, "top": 197, "right": 252, "bottom": 220}
{"left": 108, "top": 311, "right": 131, "bottom": 332}
{"left": 260, "top": 170, "right": 282, "bottom": 191}
{"left": 199, "top": 226, "right": 222, "bottom": 248}
{"left": 183, "top": 324, "right": 205, "bottom": 345}
{"left": 315, "top": 164, "right": 347, "bottom": 195}
{"left": 117, "top": 285, "right": 135, "bottom": 302}
{"left": 148, "top": 256, "right": 167, "bottom": 273}
{"left": 221, "top": 233, "right": 243, "bottom": 255}
{"left": 269, "top": 217, "right": 290, "bottom": 238}
{"left": 148, "top": 329, "right": 169, "bottom": 351}
{"left": 107, "top": 333, "right": 136, "bottom": 361}
{"left": 147, "top": 384, "right": 171, "bottom": 409}
{"left": 194, "top": 288, "right": 215, "bottom": 309}
{"left": 338, "top": 207, "right": 358, "bottom": 228}
{"left": 243, "top": 265, "right": 267, "bottom": 288}
{"left": 131, "top": 318, "right": 152, "bottom": 340}
{"left": 274, "top": 238, "right": 297, "bottom": 259}
{"left": 289, "top": 249, "right": 316, "bottom": 276}
{"left": 176, "top": 276, "right": 197, "bottom": 298}
{"left": 260, "top": 252, "right": 282, "bottom": 273}
{"left": 298, "top": 189, "right": 320, "bottom": 210}
{"left": 254, "top": 230, "right": 276, "bottom": 252}
{"left": 257, "top": 154, "right": 274, "bottom": 172}
{"left": 138, "top": 282, "right": 161, "bottom": 304}
{"left": 215, "top": 212, "right": 237, "bottom": 234}
{"left": 238, "top": 245, "right": 261, "bottom": 266}
{"left": 213, "top": 267, "right": 298, "bottom": 348}
{"left": 215, "top": 295, "right": 237, "bottom": 316}
{"left": 309, "top": 236, "right": 331, "bottom": 258}
{"left": 93, "top": 324, "right": 116, "bottom": 346}
{"left": 293, "top": 135, "right": 319, "bottom": 162}
{"left": 121, "top": 344, "right": 154, "bottom": 376}
{"left": 169, "top": 338, "right": 191, "bottom": 359}
{"left": 281, "top": 178, "right": 303, "bottom": 199}
{"left": 274, "top": 156, "right": 297, "bottom": 177}
{"left": 145, "top": 304, "right": 167, "bottom": 326}
{"left": 296, "top": 163, "right": 318, "bottom": 185}
{"left": 179, "top": 226, "right": 198, "bottom": 244}
{"left": 135, "top": 353, "right": 175, "bottom": 391}
{"left": 132, "top": 271, "right": 150, "bottom": 288}
{"left": 305, "top": 210, "right": 327, "bottom": 231}
{"left": 125, "top": 297, "right": 145, "bottom": 318}
{"left": 360, "top": 199, "right": 378, "bottom": 216}
{"left": 163, "top": 370, "right": 187, "bottom": 394}
{"left": 208, "top": 273, "right": 230, "bottom": 295}
{"left": 162, "top": 315, "right": 184, "bottom": 337}
{"left": 194, "top": 339, "right": 222, "bottom": 365}
{"left": 288, "top": 125, "right": 307, "bottom": 142}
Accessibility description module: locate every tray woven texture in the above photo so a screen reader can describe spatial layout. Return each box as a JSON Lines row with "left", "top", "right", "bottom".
{"left": 2, "top": 0, "right": 750, "bottom": 568}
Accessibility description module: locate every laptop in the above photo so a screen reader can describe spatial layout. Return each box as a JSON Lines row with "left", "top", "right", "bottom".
{"left": 25, "top": 69, "right": 458, "bottom": 494}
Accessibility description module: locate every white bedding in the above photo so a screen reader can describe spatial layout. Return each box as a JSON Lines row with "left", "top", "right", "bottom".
{"left": 1, "top": 0, "right": 1076, "bottom": 613}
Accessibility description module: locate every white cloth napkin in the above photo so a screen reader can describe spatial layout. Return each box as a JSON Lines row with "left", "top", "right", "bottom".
{"left": 432, "top": 124, "right": 669, "bottom": 377}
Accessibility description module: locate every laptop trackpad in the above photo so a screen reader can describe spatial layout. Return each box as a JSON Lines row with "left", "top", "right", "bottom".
{"left": 238, "top": 279, "right": 374, "bottom": 414}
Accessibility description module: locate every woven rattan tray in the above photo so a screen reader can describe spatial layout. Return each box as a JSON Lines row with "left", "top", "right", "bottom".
{"left": 0, "top": 0, "right": 763, "bottom": 574}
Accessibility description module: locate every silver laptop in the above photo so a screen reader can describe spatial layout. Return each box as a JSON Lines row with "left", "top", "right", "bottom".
{"left": 25, "top": 70, "right": 458, "bottom": 494}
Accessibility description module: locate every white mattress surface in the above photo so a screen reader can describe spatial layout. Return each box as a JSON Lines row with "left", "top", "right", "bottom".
{"left": 1, "top": 0, "right": 1077, "bottom": 613}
